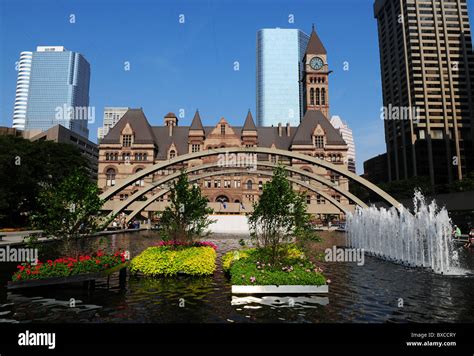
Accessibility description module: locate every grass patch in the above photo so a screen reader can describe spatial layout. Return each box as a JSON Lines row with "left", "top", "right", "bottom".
{"left": 223, "top": 245, "right": 326, "bottom": 286}
{"left": 130, "top": 245, "right": 216, "bottom": 277}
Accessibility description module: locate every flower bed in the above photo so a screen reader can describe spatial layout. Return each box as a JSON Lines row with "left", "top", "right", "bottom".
{"left": 12, "top": 250, "right": 127, "bottom": 281}
{"left": 223, "top": 245, "right": 327, "bottom": 286}
{"left": 130, "top": 242, "right": 217, "bottom": 277}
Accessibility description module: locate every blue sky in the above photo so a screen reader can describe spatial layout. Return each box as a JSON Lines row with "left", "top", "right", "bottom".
{"left": 1, "top": 0, "right": 473, "bottom": 173}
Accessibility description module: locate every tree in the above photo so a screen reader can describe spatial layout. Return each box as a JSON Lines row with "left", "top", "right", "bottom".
{"left": 249, "top": 165, "right": 310, "bottom": 263}
{"left": 159, "top": 170, "right": 214, "bottom": 242}
{"left": 0, "top": 135, "right": 90, "bottom": 227}
{"left": 30, "top": 169, "right": 104, "bottom": 240}
{"left": 378, "top": 176, "right": 431, "bottom": 200}
{"left": 449, "top": 171, "right": 474, "bottom": 192}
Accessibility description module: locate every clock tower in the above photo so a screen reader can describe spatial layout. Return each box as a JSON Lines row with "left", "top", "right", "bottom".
{"left": 303, "top": 25, "right": 330, "bottom": 118}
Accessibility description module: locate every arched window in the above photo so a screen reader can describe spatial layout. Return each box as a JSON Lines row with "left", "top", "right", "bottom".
{"left": 215, "top": 195, "right": 229, "bottom": 203}
{"left": 310, "top": 88, "right": 315, "bottom": 105}
{"left": 169, "top": 150, "right": 176, "bottom": 159}
{"left": 246, "top": 180, "right": 253, "bottom": 190}
{"left": 316, "top": 88, "right": 320, "bottom": 105}
{"left": 106, "top": 168, "right": 116, "bottom": 187}
{"left": 321, "top": 88, "right": 326, "bottom": 105}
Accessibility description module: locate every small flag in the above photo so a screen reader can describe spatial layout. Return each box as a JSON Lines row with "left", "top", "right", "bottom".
{"left": 240, "top": 203, "right": 245, "bottom": 210}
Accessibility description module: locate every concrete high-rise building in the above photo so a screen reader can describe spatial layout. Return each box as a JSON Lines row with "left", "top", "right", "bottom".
{"left": 374, "top": 0, "right": 474, "bottom": 187}
{"left": 12, "top": 46, "right": 91, "bottom": 138}
{"left": 12, "top": 51, "right": 32, "bottom": 131}
{"left": 98, "top": 107, "right": 129, "bottom": 140}
{"left": 256, "top": 28, "right": 309, "bottom": 126}
{"left": 331, "top": 116, "right": 356, "bottom": 173}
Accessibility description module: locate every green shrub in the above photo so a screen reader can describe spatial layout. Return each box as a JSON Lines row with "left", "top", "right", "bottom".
{"left": 225, "top": 245, "right": 326, "bottom": 286}
{"left": 222, "top": 248, "right": 255, "bottom": 273}
{"left": 130, "top": 246, "right": 216, "bottom": 277}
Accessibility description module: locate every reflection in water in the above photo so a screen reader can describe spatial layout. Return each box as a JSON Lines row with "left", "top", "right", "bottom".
{"left": 0, "top": 231, "right": 472, "bottom": 323}
{"left": 232, "top": 296, "right": 329, "bottom": 307}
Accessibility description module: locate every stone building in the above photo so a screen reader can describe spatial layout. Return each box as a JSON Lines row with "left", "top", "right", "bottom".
{"left": 98, "top": 27, "right": 352, "bottom": 221}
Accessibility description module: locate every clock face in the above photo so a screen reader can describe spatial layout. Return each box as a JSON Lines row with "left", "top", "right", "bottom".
{"left": 310, "top": 56, "right": 324, "bottom": 70}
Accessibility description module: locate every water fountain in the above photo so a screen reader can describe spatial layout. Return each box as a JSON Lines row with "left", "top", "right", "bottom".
{"left": 346, "top": 191, "right": 461, "bottom": 275}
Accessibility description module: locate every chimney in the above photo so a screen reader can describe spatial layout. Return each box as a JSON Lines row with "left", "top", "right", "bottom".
{"left": 164, "top": 113, "right": 177, "bottom": 136}
{"left": 286, "top": 123, "right": 290, "bottom": 136}
{"left": 278, "top": 123, "right": 282, "bottom": 137}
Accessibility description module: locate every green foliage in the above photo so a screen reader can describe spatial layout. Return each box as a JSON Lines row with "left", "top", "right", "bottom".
{"left": 0, "top": 135, "right": 90, "bottom": 227}
{"left": 298, "top": 230, "right": 323, "bottom": 243}
{"left": 249, "top": 165, "right": 310, "bottom": 263}
{"left": 225, "top": 246, "right": 326, "bottom": 286}
{"left": 222, "top": 249, "right": 256, "bottom": 273}
{"left": 159, "top": 170, "right": 214, "bottom": 242}
{"left": 448, "top": 171, "right": 474, "bottom": 192}
{"left": 30, "top": 169, "right": 104, "bottom": 240}
{"left": 378, "top": 176, "right": 431, "bottom": 199}
{"left": 130, "top": 246, "right": 217, "bottom": 276}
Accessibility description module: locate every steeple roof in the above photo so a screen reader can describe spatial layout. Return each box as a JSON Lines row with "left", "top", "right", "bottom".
{"left": 305, "top": 25, "right": 327, "bottom": 55}
{"left": 190, "top": 110, "right": 204, "bottom": 131}
{"left": 242, "top": 110, "right": 257, "bottom": 131}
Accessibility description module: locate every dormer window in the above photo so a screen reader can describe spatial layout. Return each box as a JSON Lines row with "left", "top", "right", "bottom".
{"left": 314, "top": 135, "right": 324, "bottom": 149}
{"left": 122, "top": 134, "right": 133, "bottom": 147}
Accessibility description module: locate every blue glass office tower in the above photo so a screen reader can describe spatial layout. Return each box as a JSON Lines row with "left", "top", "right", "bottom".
{"left": 13, "top": 46, "right": 90, "bottom": 138}
{"left": 256, "top": 29, "right": 309, "bottom": 127}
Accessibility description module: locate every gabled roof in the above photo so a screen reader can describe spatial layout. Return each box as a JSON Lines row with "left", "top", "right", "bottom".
{"left": 101, "top": 108, "right": 156, "bottom": 144}
{"left": 242, "top": 110, "right": 257, "bottom": 131}
{"left": 100, "top": 109, "right": 347, "bottom": 160}
{"left": 305, "top": 26, "right": 327, "bottom": 55}
{"left": 190, "top": 110, "right": 204, "bottom": 131}
{"left": 292, "top": 110, "right": 345, "bottom": 145}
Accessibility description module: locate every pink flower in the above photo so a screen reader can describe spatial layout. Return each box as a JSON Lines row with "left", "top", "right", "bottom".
{"left": 326, "top": 279, "right": 331, "bottom": 284}
{"left": 250, "top": 276, "right": 256, "bottom": 283}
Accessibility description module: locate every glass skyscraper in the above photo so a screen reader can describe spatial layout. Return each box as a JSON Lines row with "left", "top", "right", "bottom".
{"left": 256, "top": 28, "right": 309, "bottom": 126}
{"left": 12, "top": 46, "right": 91, "bottom": 138}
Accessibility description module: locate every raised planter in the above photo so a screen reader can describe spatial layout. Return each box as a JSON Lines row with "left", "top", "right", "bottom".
{"left": 7, "top": 262, "right": 128, "bottom": 290}
{"left": 231, "top": 284, "right": 328, "bottom": 294}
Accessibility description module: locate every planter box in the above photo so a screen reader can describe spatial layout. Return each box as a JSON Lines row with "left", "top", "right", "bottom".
{"left": 7, "top": 262, "right": 128, "bottom": 290}
{"left": 231, "top": 284, "right": 328, "bottom": 294}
